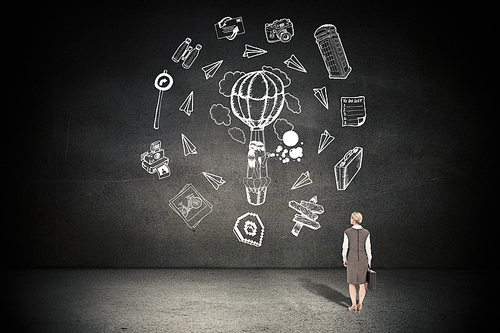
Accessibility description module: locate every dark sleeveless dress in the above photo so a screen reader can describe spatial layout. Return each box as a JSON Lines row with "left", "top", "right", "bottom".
{"left": 345, "top": 227, "right": 370, "bottom": 284}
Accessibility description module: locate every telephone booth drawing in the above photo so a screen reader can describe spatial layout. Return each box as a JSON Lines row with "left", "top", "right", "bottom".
{"left": 314, "top": 24, "right": 352, "bottom": 79}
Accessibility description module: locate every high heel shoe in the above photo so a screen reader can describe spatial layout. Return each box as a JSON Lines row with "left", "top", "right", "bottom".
{"left": 348, "top": 304, "right": 358, "bottom": 311}
{"left": 357, "top": 303, "right": 362, "bottom": 311}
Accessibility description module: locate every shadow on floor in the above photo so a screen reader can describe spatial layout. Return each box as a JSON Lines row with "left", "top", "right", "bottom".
{"left": 300, "top": 278, "right": 351, "bottom": 308}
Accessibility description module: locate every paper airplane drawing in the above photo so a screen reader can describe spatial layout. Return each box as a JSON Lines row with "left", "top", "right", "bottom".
{"left": 284, "top": 54, "right": 307, "bottom": 73}
{"left": 313, "top": 87, "right": 328, "bottom": 109}
{"left": 242, "top": 44, "right": 268, "bottom": 58}
{"left": 202, "top": 172, "right": 226, "bottom": 190}
{"left": 202, "top": 60, "right": 223, "bottom": 80}
{"left": 317, "top": 130, "right": 335, "bottom": 154}
{"left": 179, "top": 91, "right": 194, "bottom": 116}
{"left": 291, "top": 171, "right": 313, "bottom": 190}
{"left": 181, "top": 133, "right": 197, "bottom": 156}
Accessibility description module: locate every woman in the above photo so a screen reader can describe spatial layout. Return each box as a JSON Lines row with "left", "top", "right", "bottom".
{"left": 342, "top": 212, "right": 372, "bottom": 311}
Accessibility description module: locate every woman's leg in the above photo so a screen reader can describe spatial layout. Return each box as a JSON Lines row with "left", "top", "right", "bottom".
{"left": 348, "top": 283, "right": 357, "bottom": 310}
{"left": 358, "top": 283, "right": 366, "bottom": 310}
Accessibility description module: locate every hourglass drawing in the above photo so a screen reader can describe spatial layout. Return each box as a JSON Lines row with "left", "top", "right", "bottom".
{"left": 219, "top": 66, "right": 300, "bottom": 205}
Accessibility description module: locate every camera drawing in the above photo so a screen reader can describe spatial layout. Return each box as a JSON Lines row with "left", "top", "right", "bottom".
{"left": 141, "top": 140, "right": 171, "bottom": 180}
{"left": 265, "top": 18, "right": 294, "bottom": 43}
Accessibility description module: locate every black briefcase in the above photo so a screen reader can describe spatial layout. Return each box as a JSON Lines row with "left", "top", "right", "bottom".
{"left": 366, "top": 269, "right": 376, "bottom": 291}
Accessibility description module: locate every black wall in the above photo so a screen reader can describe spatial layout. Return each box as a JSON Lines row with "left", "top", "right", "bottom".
{"left": 12, "top": 2, "right": 491, "bottom": 268}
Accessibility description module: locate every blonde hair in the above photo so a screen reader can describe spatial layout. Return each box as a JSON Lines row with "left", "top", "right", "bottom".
{"left": 351, "top": 212, "right": 363, "bottom": 224}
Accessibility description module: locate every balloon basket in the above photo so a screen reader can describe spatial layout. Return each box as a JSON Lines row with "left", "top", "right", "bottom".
{"left": 245, "top": 185, "right": 268, "bottom": 206}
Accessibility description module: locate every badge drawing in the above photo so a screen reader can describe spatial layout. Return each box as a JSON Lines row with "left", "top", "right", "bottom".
{"left": 233, "top": 212, "right": 265, "bottom": 247}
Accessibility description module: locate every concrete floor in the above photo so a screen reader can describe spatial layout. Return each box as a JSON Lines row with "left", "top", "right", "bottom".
{"left": 7, "top": 269, "right": 487, "bottom": 333}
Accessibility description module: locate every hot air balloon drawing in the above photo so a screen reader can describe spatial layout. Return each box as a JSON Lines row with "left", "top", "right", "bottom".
{"left": 219, "top": 66, "right": 301, "bottom": 205}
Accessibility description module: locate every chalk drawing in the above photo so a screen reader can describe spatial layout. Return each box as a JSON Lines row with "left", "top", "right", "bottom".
{"left": 283, "top": 130, "right": 299, "bottom": 147}
{"left": 154, "top": 70, "right": 174, "bottom": 91}
{"left": 228, "top": 127, "right": 246, "bottom": 144}
{"left": 218, "top": 66, "right": 301, "bottom": 205}
{"left": 202, "top": 172, "right": 226, "bottom": 190}
{"left": 140, "top": 140, "right": 170, "bottom": 179}
{"left": 314, "top": 24, "right": 351, "bottom": 79}
{"left": 215, "top": 16, "right": 245, "bottom": 40}
{"left": 179, "top": 91, "right": 194, "bottom": 116}
{"left": 172, "top": 37, "right": 202, "bottom": 69}
{"left": 209, "top": 103, "right": 232, "bottom": 126}
{"left": 291, "top": 171, "right": 313, "bottom": 190}
{"left": 273, "top": 118, "right": 294, "bottom": 141}
{"left": 153, "top": 69, "right": 174, "bottom": 129}
{"left": 284, "top": 54, "right": 307, "bottom": 73}
{"left": 243, "top": 44, "right": 268, "bottom": 58}
{"left": 265, "top": 18, "right": 294, "bottom": 43}
{"left": 181, "top": 133, "right": 197, "bottom": 156}
{"left": 270, "top": 120, "right": 304, "bottom": 164}
{"left": 284, "top": 92, "right": 302, "bottom": 114}
{"left": 317, "top": 129, "right": 335, "bottom": 154}
{"left": 341, "top": 96, "right": 366, "bottom": 127}
{"left": 271, "top": 143, "right": 304, "bottom": 164}
{"left": 169, "top": 183, "right": 213, "bottom": 229}
{"left": 218, "top": 71, "right": 245, "bottom": 97}
{"left": 247, "top": 140, "right": 267, "bottom": 183}
{"left": 313, "top": 87, "right": 328, "bottom": 109}
{"left": 172, "top": 38, "right": 191, "bottom": 63}
{"left": 334, "top": 146, "right": 363, "bottom": 190}
{"left": 288, "top": 146, "right": 303, "bottom": 161}
{"left": 202, "top": 60, "right": 224, "bottom": 80}
{"left": 281, "top": 130, "right": 303, "bottom": 163}
{"left": 288, "top": 196, "right": 324, "bottom": 236}
{"left": 233, "top": 212, "right": 264, "bottom": 247}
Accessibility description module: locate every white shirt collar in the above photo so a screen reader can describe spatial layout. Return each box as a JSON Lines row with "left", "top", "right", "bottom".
{"left": 352, "top": 225, "right": 363, "bottom": 229}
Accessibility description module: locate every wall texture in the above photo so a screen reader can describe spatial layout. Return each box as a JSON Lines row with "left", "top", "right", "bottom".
{"left": 12, "top": 2, "right": 490, "bottom": 268}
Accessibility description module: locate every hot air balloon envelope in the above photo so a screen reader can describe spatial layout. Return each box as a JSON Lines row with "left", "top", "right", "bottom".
{"left": 230, "top": 69, "right": 285, "bottom": 130}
